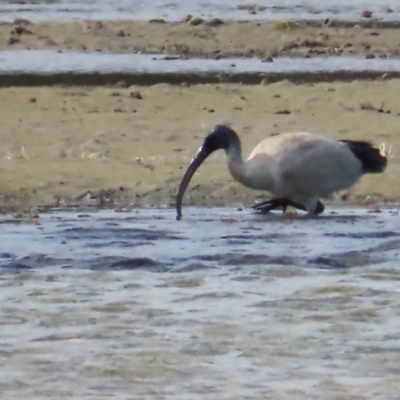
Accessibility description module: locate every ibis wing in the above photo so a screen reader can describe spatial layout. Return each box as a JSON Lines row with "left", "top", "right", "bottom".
{"left": 278, "top": 139, "right": 362, "bottom": 198}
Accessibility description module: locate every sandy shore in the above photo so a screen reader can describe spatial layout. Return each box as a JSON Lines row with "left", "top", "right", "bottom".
{"left": 5, "top": 19, "right": 400, "bottom": 59}
{"left": 0, "top": 80, "right": 398, "bottom": 211}
{"left": 1, "top": 18, "right": 399, "bottom": 211}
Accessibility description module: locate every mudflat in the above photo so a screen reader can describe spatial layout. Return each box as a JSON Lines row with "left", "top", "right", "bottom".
{"left": 0, "top": 80, "right": 397, "bottom": 210}
{"left": 5, "top": 19, "right": 400, "bottom": 59}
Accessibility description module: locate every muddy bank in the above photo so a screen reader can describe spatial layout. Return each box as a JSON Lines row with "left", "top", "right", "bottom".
{"left": 0, "top": 81, "right": 398, "bottom": 211}
{"left": 5, "top": 19, "right": 400, "bottom": 59}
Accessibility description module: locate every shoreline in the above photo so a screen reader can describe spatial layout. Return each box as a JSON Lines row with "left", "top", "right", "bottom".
{"left": 0, "top": 191, "right": 395, "bottom": 216}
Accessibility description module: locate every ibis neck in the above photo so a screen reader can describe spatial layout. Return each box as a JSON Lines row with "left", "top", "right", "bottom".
{"left": 227, "top": 149, "right": 275, "bottom": 191}
{"left": 226, "top": 147, "right": 254, "bottom": 189}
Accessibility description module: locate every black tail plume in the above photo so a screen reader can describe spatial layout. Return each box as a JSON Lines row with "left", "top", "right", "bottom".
{"left": 340, "top": 140, "right": 387, "bottom": 173}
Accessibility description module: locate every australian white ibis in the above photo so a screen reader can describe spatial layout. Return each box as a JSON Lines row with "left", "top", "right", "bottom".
{"left": 176, "top": 124, "right": 388, "bottom": 220}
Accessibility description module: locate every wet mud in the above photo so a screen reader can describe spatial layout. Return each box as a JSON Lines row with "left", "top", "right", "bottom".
{"left": 4, "top": 19, "right": 400, "bottom": 61}
{"left": 1, "top": 207, "right": 400, "bottom": 399}
{"left": 4, "top": 70, "right": 400, "bottom": 88}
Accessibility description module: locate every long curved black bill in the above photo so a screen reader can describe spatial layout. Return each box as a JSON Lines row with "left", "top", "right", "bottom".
{"left": 176, "top": 147, "right": 209, "bottom": 220}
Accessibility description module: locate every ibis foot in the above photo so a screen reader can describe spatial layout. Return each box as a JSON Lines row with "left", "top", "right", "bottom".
{"left": 251, "top": 198, "right": 325, "bottom": 215}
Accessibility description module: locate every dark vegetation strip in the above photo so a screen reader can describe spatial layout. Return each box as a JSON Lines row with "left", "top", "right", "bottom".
{"left": 1, "top": 70, "right": 398, "bottom": 87}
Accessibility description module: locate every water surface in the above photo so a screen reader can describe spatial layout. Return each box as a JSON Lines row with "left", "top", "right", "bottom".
{"left": 1, "top": 207, "right": 400, "bottom": 398}
{"left": 1, "top": 207, "right": 399, "bottom": 270}
{"left": 0, "top": 0, "right": 399, "bottom": 22}
{"left": 1, "top": 50, "right": 400, "bottom": 75}
{"left": 0, "top": 207, "right": 400, "bottom": 400}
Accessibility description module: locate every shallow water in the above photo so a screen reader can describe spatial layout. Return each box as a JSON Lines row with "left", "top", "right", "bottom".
{"left": 2, "top": 50, "right": 400, "bottom": 75}
{"left": 0, "top": 0, "right": 398, "bottom": 22}
{"left": 2, "top": 207, "right": 400, "bottom": 270}
{"left": 1, "top": 207, "right": 400, "bottom": 399}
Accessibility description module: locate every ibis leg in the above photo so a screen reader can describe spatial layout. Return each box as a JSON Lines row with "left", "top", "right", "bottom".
{"left": 251, "top": 198, "right": 288, "bottom": 214}
{"left": 251, "top": 198, "right": 325, "bottom": 214}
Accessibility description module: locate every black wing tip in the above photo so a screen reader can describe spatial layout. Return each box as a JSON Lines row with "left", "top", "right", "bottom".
{"left": 339, "top": 139, "right": 375, "bottom": 147}
{"left": 340, "top": 139, "right": 387, "bottom": 173}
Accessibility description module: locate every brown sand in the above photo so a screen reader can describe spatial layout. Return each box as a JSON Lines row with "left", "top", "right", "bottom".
{"left": 0, "top": 80, "right": 398, "bottom": 210}
{"left": 5, "top": 19, "right": 400, "bottom": 59}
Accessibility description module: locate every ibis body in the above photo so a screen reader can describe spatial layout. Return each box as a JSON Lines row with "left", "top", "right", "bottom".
{"left": 176, "top": 125, "right": 387, "bottom": 219}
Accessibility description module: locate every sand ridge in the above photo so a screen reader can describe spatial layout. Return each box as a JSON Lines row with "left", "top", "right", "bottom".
{"left": 4, "top": 19, "right": 400, "bottom": 60}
